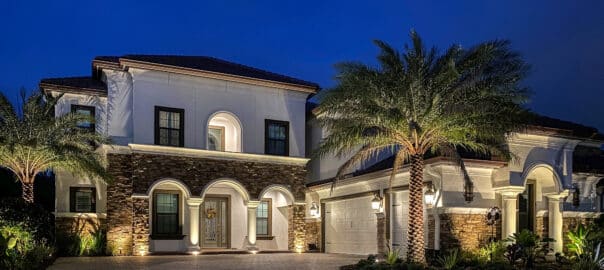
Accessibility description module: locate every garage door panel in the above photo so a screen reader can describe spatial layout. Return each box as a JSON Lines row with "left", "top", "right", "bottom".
{"left": 325, "top": 196, "right": 377, "bottom": 255}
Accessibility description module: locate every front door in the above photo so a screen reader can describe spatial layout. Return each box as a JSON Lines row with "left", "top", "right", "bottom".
{"left": 518, "top": 182, "right": 535, "bottom": 232}
{"left": 202, "top": 196, "right": 229, "bottom": 248}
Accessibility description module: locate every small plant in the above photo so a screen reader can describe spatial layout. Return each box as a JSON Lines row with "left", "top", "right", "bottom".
{"left": 478, "top": 241, "right": 507, "bottom": 263}
{"left": 505, "top": 229, "right": 552, "bottom": 268}
{"left": 385, "top": 248, "right": 401, "bottom": 265}
{"left": 567, "top": 224, "right": 590, "bottom": 258}
{"left": 573, "top": 242, "right": 604, "bottom": 270}
{"left": 436, "top": 248, "right": 459, "bottom": 270}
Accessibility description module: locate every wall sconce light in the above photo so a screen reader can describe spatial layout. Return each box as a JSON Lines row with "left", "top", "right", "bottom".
{"left": 371, "top": 193, "right": 383, "bottom": 212}
{"left": 309, "top": 202, "right": 319, "bottom": 217}
{"left": 424, "top": 183, "right": 436, "bottom": 207}
{"left": 572, "top": 183, "right": 580, "bottom": 208}
{"left": 464, "top": 180, "right": 474, "bottom": 203}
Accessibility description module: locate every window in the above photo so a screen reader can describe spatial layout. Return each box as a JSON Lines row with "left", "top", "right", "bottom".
{"left": 208, "top": 126, "right": 225, "bottom": 151}
{"left": 69, "top": 187, "right": 96, "bottom": 213}
{"left": 71, "top": 105, "right": 95, "bottom": 132}
{"left": 256, "top": 199, "right": 271, "bottom": 236}
{"left": 153, "top": 191, "right": 180, "bottom": 236}
{"left": 265, "top": 120, "right": 289, "bottom": 156}
{"left": 155, "top": 106, "right": 184, "bottom": 147}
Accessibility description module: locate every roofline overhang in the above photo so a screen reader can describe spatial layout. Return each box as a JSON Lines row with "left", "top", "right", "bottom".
{"left": 40, "top": 83, "right": 107, "bottom": 97}
{"left": 306, "top": 156, "right": 507, "bottom": 189}
{"left": 117, "top": 58, "right": 319, "bottom": 94}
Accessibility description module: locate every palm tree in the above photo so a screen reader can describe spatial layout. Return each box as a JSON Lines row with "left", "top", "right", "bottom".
{"left": 314, "top": 31, "right": 529, "bottom": 264}
{"left": 0, "top": 90, "right": 110, "bottom": 203}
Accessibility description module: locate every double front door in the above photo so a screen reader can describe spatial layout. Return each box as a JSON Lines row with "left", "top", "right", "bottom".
{"left": 202, "top": 197, "right": 229, "bottom": 248}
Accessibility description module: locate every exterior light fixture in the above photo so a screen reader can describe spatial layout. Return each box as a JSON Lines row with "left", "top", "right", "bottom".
{"left": 424, "top": 183, "right": 436, "bottom": 207}
{"left": 464, "top": 180, "right": 474, "bottom": 203}
{"left": 371, "top": 193, "right": 382, "bottom": 211}
{"left": 309, "top": 202, "right": 319, "bottom": 217}
{"left": 572, "top": 183, "right": 580, "bottom": 208}
{"left": 191, "top": 251, "right": 200, "bottom": 256}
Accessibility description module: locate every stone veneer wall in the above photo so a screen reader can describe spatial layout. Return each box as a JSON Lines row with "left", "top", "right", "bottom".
{"left": 304, "top": 219, "right": 321, "bottom": 251}
{"left": 55, "top": 216, "right": 105, "bottom": 237}
{"left": 562, "top": 215, "right": 601, "bottom": 253}
{"left": 439, "top": 213, "right": 500, "bottom": 251}
{"left": 288, "top": 205, "right": 306, "bottom": 251}
{"left": 132, "top": 198, "right": 150, "bottom": 255}
{"left": 106, "top": 153, "right": 133, "bottom": 255}
{"left": 104, "top": 152, "right": 308, "bottom": 255}
{"left": 535, "top": 215, "right": 548, "bottom": 238}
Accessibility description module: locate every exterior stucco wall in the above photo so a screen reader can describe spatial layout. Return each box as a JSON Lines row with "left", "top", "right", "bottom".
{"left": 129, "top": 68, "right": 309, "bottom": 157}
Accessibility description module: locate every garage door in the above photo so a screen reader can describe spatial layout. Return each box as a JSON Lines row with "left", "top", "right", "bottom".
{"left": 324, "top": 196, "right": 377, "bottom": 254}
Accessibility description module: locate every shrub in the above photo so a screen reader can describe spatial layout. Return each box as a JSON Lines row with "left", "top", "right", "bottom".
{"left": 567, "top": 223, "right": 590, "bottom": 258}
{"left": 0, "top": 197, "right": 54, "bottom": 243}
{"left": 573, "top": 242, "right": 604, "bottom": 270}
{"left": 477, "top": 241, "right": 507, "bottom": 263}
{"left": 505, "top": 229, "right": 552, "bottom": 268}
{"left": 0, "top": 221, "right": 54, "bottom": 269}
{"left": 56, "top": 228, "right": 107, "bottom": 257}
{"left": 436, "top": 249, "right": 459, "bottom": 270}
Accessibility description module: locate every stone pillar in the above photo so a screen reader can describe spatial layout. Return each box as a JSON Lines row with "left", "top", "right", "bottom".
{"left": 547, "top": 195, "right": 564, "bottom": 253}
{"left": 376, "top": 213, "right": 387, "bottom": 255}
{"left": 247, "top": 201, "right": 259, "bottom": 250}
{"left": 288, "top": 204, "right": 307, "bottom": 252}
{"left": 132, "top": 196, "right": 150, "bottom": 256}
{"left": 502, "top": 194, "right": 518, "bottom": 239}
{"left": 187, "top": 197, "right": 203, "bottom": 252}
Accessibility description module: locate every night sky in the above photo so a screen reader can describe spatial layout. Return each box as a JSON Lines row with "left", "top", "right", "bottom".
{"left": 1, "top": 1, "right": 603, "bottom": 130}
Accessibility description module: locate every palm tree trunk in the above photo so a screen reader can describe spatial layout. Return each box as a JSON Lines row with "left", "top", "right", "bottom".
{"left": 22, "top": 178, "right": 35, "bottom": 203}
{"left": 407, "top": 153, "right": 425, "bottom": 264}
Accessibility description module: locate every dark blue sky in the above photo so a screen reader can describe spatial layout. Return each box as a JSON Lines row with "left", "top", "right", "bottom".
{"left": 1, "top": 0, "right": 603, "bottom": 130}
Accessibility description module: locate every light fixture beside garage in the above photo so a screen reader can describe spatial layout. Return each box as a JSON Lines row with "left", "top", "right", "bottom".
{"left": 309, "top": 202, "right": 319, "bottom": 217}
{"left": 424, "top": 183, "right": 436, "bottom": 207}
{"left": 371, "top": 192, "right": 383, "bottom": 212}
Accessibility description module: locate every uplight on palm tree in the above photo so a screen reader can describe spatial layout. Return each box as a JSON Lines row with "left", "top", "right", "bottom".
{"left": 314, "top": 31, "right": 529, "bottom": 264}
{"left": 0, "top": 91, "right": 110, "bottom": 203}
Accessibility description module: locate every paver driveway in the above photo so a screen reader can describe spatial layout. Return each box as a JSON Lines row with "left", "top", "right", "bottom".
{"left": 48, "top": 253, "right": 365, "bottom": 270}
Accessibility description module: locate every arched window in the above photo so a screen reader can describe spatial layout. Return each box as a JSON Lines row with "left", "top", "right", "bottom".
{"left": 207, "top": 112, "right": 242, "bottom": 152}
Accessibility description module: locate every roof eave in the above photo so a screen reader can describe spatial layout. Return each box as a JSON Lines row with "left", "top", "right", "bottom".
{"left": 119, "top": 58, "right": 319, "bottom": 94}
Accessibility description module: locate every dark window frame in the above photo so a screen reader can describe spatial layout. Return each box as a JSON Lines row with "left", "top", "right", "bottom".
{"left": 69, "top": 187, "right": 97, "bottom": 213}
{"left": 264, "top": 119, "right": 289, "bottom": 156}
{"left": 71, "top": 104, "right": 96, "bottom": 132}
{"left": 256, "top": 198, "right": 272, "bottom": 237}
{"left": 154, "top": 106, "right": 185, "bottom": 147}
{"left": 152, "top": 190, "right": 183, "bottom": 238}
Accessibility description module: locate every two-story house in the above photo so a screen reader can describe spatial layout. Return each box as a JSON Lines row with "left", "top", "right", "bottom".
{"left": 42, "top": 54, "right": 604, "bottom": 258}
{"left": 41, "top": 55, "right": 318, "bottom": 255}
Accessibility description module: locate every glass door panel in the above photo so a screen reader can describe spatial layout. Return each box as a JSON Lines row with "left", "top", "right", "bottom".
{"left": 202, "top": 197, "right": 229, "bottom": 248}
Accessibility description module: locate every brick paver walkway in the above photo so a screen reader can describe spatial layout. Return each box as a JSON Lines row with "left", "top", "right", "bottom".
{"left": 49, "top": 253, "right": 365, "bottom": 270}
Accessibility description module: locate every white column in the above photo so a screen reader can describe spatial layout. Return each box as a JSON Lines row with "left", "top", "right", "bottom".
{"left": 547, "top": 195, "right": 564, "bottom": 253}
{"left": 187, "top": 197, "right": 203, "bottom": 252}
{"left": 247, "top": 201, "right": 260, "bottom": 250}
{"left": 502, "top": 194, "right": 518, "bottom": 239}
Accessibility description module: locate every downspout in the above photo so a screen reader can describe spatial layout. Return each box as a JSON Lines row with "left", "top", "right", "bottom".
{"left": 425, "top": 166, "right": 442, "bottom": 250}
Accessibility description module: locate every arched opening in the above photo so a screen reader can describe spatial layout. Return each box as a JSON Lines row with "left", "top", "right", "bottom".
{"left": 257, "top": 185, "right": 295, "bottom": 251}
{"left": 146, "top": 179, "right": 192, "bottom": 253}
{"left": 207, "top": 111, "right": 242, "bottom": 152}
{"left": 200, "top": 179, "right": 251, "bottom": 249}
{"left": 519, "top": 164, "right": 562, "bottom": 233}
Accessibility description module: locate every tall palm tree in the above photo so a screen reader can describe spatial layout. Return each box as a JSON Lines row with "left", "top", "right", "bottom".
{"left": 0, "top": 90, "right": 110, "bottom": 203}
{"left": 314, "top": 31, "right": 529, "bottom": 264}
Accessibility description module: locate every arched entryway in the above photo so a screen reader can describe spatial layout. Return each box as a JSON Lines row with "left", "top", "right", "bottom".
{"left": 257, "top": 185, "right": 296, "bottom": 250}
{"left": 199, "top": 178, "right": 251, "bottom": 250}
{"left": 496, "top": 163, "right": 567, "bottom": 253}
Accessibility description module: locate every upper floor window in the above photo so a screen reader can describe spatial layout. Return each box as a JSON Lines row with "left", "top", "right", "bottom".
{"left": 69, "top": 187, "right": 96, "bottom": 213}
{"left": 155, "top": 106, "right": 184, "bottom": 147}
{"left": 71, "top": 105, "right": 95, "bottom": 132}
{"left": 207, "top": 112, "right": 242, "bottom": 152}
{"left": 265, "top": 119, "right": 289, "bottom": 156}
{"left": 208, "top": 126, "right": 225, "bottom": 151}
